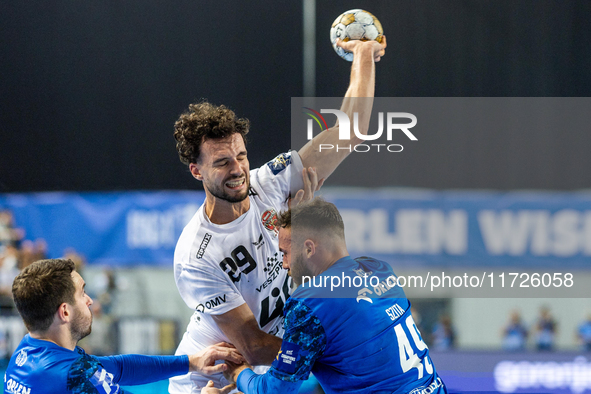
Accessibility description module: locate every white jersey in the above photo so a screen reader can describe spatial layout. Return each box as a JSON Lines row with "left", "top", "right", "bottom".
{"left": 170, "top": 151, "right": 303, "bottom": 393}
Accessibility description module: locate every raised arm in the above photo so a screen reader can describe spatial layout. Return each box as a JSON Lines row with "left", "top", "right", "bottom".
{"left": 298, "top": 37, "right": 387, "bottom": 181}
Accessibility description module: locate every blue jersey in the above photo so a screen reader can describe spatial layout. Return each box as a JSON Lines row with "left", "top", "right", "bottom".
{"left": 237, "top": 256, "right": 446, "bottom": 394}
{"left": 4, "top": 335, "right": 189, "bottom": 394}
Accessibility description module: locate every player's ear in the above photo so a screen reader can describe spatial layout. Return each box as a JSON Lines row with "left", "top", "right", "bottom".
{"left": 189, "top": 163, "right": 203, "bottom": 181}
{"left": 56, "top": 303, "right": 71, "bottom": 322}
{"left": 304, "top": 239, "right": 315, "bottom": 258}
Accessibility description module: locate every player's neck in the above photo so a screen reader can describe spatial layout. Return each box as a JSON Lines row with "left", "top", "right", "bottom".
{"left": 323, "top": 249, "right": 349, "bottom": 272}
{"left": 204, "top": 193, "right": 251, "bottom": 224}
{"left": 311, "top": 246, "right": 349, "bottom": 276}
{"left": 29, "top": 327, "right": 77, "bottom": 351}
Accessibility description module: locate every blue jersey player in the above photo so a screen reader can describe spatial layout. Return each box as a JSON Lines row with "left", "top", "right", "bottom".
{"left": 221, "top": 198, "right": 447, "bottom": 394}
{"left": 4, "top": 259, "right": 243, "bottom": 394}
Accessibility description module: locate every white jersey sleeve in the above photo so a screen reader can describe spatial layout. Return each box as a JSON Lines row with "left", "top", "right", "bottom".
{"left": 251, "top": 151, "right": 304, "bottom": 203}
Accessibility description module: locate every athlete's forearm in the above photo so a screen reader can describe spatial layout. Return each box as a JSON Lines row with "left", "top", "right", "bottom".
{"left": 345, "top": 44, "right": 377, "bottom": 97}
{"left": 340, "top": 44, "right": 378, "bottom": 136}
{"left": 97, "top": 354, "right": 188, "bottom": 385}
{"left": 213, "top": 304, "right": 283, "bottom": 366}
{"left": 238, "top": 332, "right": 282, "bottom": 366}
{"left": 237, "top": 368, "right": 302, "bottom": 394}
{"left": 298, "top": 43, "right": 379, "bottom": 180}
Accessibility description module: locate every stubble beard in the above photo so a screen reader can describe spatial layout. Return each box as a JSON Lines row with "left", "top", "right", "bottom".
{"left": 71, "top": 307, "right": 93, "bottom": 342}
{"left": 204, "top": 175, "right": 250, "bottom": 203}
{"left": 291, "top": 252, "right": 313, "bottom": 288}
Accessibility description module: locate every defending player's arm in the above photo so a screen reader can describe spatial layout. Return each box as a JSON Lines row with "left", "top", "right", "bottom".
{"left": 290, "top": 167, "right": 324, "bottom": 207}
{"left": 298, "top": 37, "right": 387, "bottom": 181}
{"left": 223, "top": 300, "right": 327, "bottom": 394}
{"left": 95, "top": 343, "right": 244, "bottom": 386}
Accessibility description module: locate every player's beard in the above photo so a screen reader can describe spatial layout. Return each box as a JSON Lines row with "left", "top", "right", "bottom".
{"left": 204, "top": 174, "right": 250, "bottom": 203}
{"left": 290, "top": 252, "right": 313, "bottom": 288}
{"left": 70, "top": 306, "right": 93, "bottom": 342}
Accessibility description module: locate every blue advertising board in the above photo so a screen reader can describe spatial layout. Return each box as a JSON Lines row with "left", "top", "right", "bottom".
{"left": 326, "top": 190, "right": 591, "bottom": 269}
{"left": 0, "top": 191, "right": 203, "bottom": 266}
{"left": 2, "top": 190, "right": 591, "bottom": 267}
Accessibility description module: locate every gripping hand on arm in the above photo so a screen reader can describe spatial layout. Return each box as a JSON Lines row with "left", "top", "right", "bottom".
{"left": 201, "top": 380, "right": 239, "bottom": 394}
{"left": 223, "top": 360, "right": 251, "bottom": 385}
{"left": 189, "top": 342, "right": 245, "bottom": 374}
{"left": 290, "top": 167, "right": 325, "bottom": 207}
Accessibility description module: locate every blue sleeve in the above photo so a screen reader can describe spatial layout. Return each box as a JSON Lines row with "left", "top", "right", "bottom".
{"left": 269, "top": 299, "right": 326, "bottom": 381}
{"left": 96, "top": 354, "right": 189, "bottom": 386}
{"left": 67, "top": 352, "right": 131, "bottom": 394}
{"left": 236, "top": 299, "right": 326, "bottom": 393}
{"left": 237, "top": 368, "right": 302, "bottom": 394}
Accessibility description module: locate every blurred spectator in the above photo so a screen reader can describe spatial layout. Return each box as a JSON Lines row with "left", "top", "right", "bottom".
{"left": 19, "top": 240, "right": 36, "bottom": 270}
{"left": 63, "top": 247, "right": 86, "bottom": 273}
{"left": 0, "top": 244, "right": 20, "bottom": 313}
{"left": 432, "top": 315, "right": 456, "bottom": 351}
{"left": 96, "top": 269, "right": 118, "bottom": 315}
{"left": 82, "top": 267, "right": 120, "bottom": 316}
{"left": 0, "top": 209, "right": 24, "bottom": 249}
{"left": 577, "top": 314, "right": 591, "bottom": 352}
{"left": 34, "top": 238, "right": 48, "bottom": 260}
{"left": 534, "top": 306, "right": 557, "bottom": 351}
{"left": 0, "top": 328, "right": 7, "bottom": 361}
{"left": 502, "top": 310, "right": 528, "bottom": 351}
{"left": 411, "top": 306, "right": 425, "bottom": 339}
{"left": 0, "top": 245, "right": 20, "bottom": 294}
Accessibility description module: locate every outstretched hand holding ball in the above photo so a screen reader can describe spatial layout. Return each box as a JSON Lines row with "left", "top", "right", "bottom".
{"left": 336, "top": 36, "right": 386, "bottom": 62}
{"left": 330, "top": 9, "right": 386, "bottom": 61}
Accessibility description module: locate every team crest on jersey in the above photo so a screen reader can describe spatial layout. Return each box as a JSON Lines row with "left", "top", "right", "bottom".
{"left": 266, "top": 153, "right": 291, "bottom": 175}
{"left": 262, "top": 208, "right": 279, "bottom": 236}
{"left": 15, "top": 349, "right": 27, "bottom": 367}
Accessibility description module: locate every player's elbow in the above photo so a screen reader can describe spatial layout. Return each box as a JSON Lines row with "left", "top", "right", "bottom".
{"left": 239, "top": 336, "right": 280, "bottom": 366}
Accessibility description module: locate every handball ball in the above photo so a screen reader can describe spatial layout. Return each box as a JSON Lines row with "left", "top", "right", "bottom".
{"left": 330, "top": 9, "right": 384, "bottom": 61}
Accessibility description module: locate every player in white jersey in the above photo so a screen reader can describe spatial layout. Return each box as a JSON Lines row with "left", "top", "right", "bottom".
{"left": 170, "top": 37, "right": 387, "bottom": 394}
{"left": 172, "top": 151, "right": 304, "bottom": 392}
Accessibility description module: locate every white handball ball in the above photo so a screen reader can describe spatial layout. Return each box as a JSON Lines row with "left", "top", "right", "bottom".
{"left": 330, "top": 9, "right": 384, "bottom": 61}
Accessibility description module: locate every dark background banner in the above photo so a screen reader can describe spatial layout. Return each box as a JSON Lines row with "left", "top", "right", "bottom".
{"left": 2, "top": 1, "right": 590, "bottom": 192}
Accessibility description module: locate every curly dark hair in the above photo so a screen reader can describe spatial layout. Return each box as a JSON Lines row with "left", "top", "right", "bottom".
{"left": 174, "top": 101, "right": 250, "bottom": 165}
{"left": 12, "top": 259, "right": 76, "bottom": 333}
